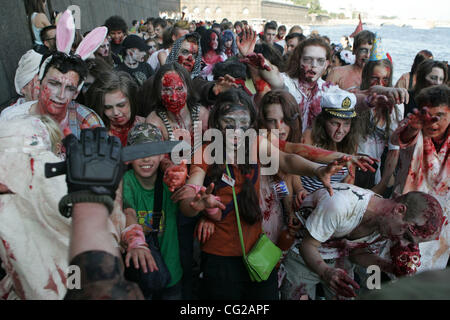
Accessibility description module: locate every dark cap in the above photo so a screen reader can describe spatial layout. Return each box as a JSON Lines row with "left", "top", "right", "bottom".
{"left": 122, "top": 34, "right": 149, "bottom": 52}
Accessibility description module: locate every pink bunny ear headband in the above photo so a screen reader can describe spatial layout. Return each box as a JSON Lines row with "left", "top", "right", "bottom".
{"left": 38, "top": 9, "right": 108, "bottom": 91}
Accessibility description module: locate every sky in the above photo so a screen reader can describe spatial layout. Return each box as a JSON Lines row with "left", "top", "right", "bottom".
{"left": 319, "top": 0, "right": 450, "bottom": 21}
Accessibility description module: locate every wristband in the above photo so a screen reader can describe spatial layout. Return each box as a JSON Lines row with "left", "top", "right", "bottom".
{"left": 205, "top": 196, "right": 222, "bottom": 216}
{"left": 121, "top": 224, "right": 148, "bottom": 252}
{"left": 186, "top": 184, "right": 203, "bottom": 194}
{"left": 59, "top": 190, "right": 115, "bottom": 218}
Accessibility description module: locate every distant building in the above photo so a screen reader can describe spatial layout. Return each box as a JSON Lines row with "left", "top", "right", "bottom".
{"left": 179, "top": 0, "right": 309, "bottom": 25}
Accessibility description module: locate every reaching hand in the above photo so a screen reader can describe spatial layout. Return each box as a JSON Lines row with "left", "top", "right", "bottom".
{"left": 236, "top": 26, "right": 257, "bottom": 57}
{"left": 347, "top": 155, "right": 379, "bottom": 178}
{"left": 189, "top": 183, "right": 226, "bottom": 213}
{"left": 195, "top": 218, "right": 216, "bottom": 243}
{"left": 240, "top": 52, "right": 272, "bottom": 71}
{"left": 125, "top": 247, "right": 158, "bottom": 273}
{"left": 366, "top": 93, "right": 395, "bottom": 113}
{"left": 163, "top": 159, "right": 188, "bottom": 192}
{"left": 321, "top": 267, "right": 360, "bottom": 298}
{"left": 213, "top": 74, "right": 239, "bottom": 96}
{"left": 315, "top": 156, "right": 351, "bottom": 196}
{"left": 293, "top": 189, "right": 308, "bottom": 211}
{"left": 406, "top": 107, "right": 438, "bottom": 131}
{"left": 368, "top": 86, "right": 409, "bottom": 105}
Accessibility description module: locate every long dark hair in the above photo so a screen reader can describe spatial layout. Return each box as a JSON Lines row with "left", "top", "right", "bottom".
{"left": 151, "top": 62, "right": 199, "bottom": 113}
{"left": 410, "top": 50, "right": 433, "bottom": 75}
{"left": 200, "top": 29, "right": 222, "bottom": 56}
{"left": 360, "top": 59, "right": 393, "bottom": 90}
{"left": 258, "top": 89, "right": 302, "bottom": 143}
{"left": 359, "top": 59, "right": 399, "bottom": 142}
{"left": 413, "top": 60, "right": 448, "bottom": 99}
{"left": 87, "top": 70, "right": 138, "bottom": 128}
{"left": 312, "top": 112, "right": 359, "bottom": 155}
{"left": 207, "top": 88, "right": 261, "bottom": 225}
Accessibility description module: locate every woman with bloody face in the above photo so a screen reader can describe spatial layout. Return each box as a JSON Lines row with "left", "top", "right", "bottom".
{"left": 87, "top": 70, "right": 144, "bottom": 146}
{"left": 200, "top": 29, "right": 226, "bottom": 80}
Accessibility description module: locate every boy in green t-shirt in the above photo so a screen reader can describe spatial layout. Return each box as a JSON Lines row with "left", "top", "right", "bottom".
{"left": 121, "top": 123, "right": 182, "bottom": 299}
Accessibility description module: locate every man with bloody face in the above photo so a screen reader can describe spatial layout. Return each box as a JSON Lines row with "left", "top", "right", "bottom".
{"left": 280, "top": 183, "right": 444, "bottom": 300}
{"left": 1, "top": 52, "right": 104, "bottom": 138}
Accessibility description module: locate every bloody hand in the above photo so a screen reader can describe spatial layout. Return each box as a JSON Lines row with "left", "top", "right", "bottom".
{"left": 164, "top": 159, "right": 188, "bottom": 192}
{"left": 240, "top": 53, "right": 272, "bottom": 71}
{"left": 321, "top": 267, "right": 360, "bottom": 298}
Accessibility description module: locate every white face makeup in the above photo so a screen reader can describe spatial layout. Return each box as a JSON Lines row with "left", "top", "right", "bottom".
{"left": 129, "top": 48, "right": 146, "bottom": 63}
{"left": 38, "top": 67, "right": 80, "bottom": 121}
{"left": 103, "top": 90, "right": 132, "bottom": 127}
{"left": 425, "top": 67, "right": 445, "bottom": 86}
{"left": 300, "top": 45, "right": 329, "bottom": 82}
{"left": 219, "top": 108, "right": 251, "bottom": 150}
{"left": 325, "top": 117, "right": 352, "bottom": 143}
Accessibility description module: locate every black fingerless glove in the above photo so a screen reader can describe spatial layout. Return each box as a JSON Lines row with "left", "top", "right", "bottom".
{"left": 59, "top": 128, "right": 124, "bottom": 217}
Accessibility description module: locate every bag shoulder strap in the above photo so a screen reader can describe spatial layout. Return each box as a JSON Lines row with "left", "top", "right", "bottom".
{"left": 151, "top": 169, "right": 164, "bottom": 245}
{"left": 226, "top": 164, "right": 247, "bottom": 259}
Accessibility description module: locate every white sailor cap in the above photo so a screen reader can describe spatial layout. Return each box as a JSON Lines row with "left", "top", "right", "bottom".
{"left": 321, "top": 87, "right": 357, "bottom": 118}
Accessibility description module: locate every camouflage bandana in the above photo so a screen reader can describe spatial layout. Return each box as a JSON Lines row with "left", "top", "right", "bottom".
{"left": 127, "top": 123, "right": 163, "bottom": 146}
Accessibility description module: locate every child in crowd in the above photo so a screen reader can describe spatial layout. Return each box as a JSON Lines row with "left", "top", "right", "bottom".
{"left": 120, "top": 123, "right": 183, "bottom": 300}
{"left": 88, "top": 70, "right": 145, "bottom": 146}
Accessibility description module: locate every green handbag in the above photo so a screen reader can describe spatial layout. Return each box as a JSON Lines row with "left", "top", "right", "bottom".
{"left": 226, "top": 164, "right": 282, "bottom": 282}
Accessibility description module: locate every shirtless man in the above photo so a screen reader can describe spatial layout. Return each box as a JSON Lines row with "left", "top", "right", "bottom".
{"left": 327, "top": 30, "right": 375, "bottom": 91}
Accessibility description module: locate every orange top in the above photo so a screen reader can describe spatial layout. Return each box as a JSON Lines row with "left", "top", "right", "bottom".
{"left": 192, "top": 145, "right": 262, "bottom": 256}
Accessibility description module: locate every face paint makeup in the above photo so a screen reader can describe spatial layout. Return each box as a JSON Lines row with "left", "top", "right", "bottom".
{"left": 37, "top": 67, "right": 80, "bottom": 123}
{"left": 325, "top": 117, "right": 352, "bottom": 143}
{"left": 177, "top": 40, "right": 198, "bottom": 72}
{"left": 97, "top": 39, "right": 110, "bottom": 57}
{"left": 210, "top": 32, "right": 219, "bottom": 51}
{"left": 219, "top": 107, "right": 251, "bottom": 150}
{"left": 264, "top": 103, "right": 290, "bottom": 141}
{"left": 300, "top": 45, "right": 329, "bottom": 82}
{"left": 390, "top": 242, "right": 421, "bottom": 276}
{"left": 103, "top": 90, "right": 132, "bottom": 127}
{"left": 110, "top": 30, "right": 124, "bottom": 44}
{"left": 355, "top": 43, "right": 372, "bottom": 68}
{"left": 161, "top": 71, "right": 187, "bottom": 114}
{"left": 370, "top": 65, "right": 390, "bottom": 87}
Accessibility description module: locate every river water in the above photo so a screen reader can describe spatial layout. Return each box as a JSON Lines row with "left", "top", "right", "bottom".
{"left": 307, "top": 24, "right": 450, "bottom": 83}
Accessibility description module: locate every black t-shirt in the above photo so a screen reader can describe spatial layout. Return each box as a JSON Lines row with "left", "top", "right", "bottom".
{"left": 115, "top": 62, "right": 154, "bottom": 86}
{"left": 404, "top": 90, "right": 418, "bottom": 116}
{"left": 110, "top": 41, "right": 124, "bottom": 56}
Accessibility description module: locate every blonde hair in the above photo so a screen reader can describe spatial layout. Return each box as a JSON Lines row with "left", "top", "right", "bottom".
{"left": 37, "top": 115, "right": 63, "bottom": 155}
